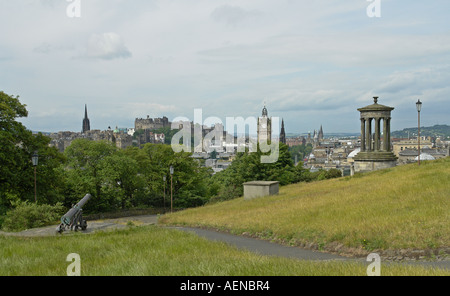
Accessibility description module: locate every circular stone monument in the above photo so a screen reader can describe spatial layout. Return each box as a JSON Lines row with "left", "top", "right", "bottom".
{"left": 353, "top": 97, "right": 398, "bottom": 172}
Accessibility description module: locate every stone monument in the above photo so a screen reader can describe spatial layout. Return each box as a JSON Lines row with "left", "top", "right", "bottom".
{"left": 353, "top": 97, "right": 398, "bottom": 172}
{"left": 243, "top": 181, "right": 279, "bottom": 200}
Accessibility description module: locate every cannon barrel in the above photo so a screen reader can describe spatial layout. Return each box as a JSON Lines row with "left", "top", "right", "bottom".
{"left": 60, "top": 194, "right": 91, "bottom": 225}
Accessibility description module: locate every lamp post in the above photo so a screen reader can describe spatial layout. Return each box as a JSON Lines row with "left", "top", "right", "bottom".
{"left": 163, "top": 175, "right": 166, "bottom": 212}
{"left": 170, "top": 166, "right": 174, "bottom": 213}
{"left": 31, "top": 151, "right": 39, "bottom": 203}
{"left": 416, "top": 100, "right": 422, "bottom": 166}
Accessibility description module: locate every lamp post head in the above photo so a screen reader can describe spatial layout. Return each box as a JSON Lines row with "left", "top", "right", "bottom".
{"left": 32, "top": 151, "right": 39, "bottom": 166}
{"left": 170, "top": 166, "right": 174, "bottom": 175}
{"left": 416, "top": 99, "right": 422, "bottom": 112}
{"left": 163, "top": 176, "right": 166, "bottom": 182}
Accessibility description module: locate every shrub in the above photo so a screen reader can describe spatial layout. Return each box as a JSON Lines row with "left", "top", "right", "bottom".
{"left": 1, "top": 201, "right": 65, "bottom": 232}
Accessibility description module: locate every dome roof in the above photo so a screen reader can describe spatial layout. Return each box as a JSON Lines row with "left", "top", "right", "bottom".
{"left": 415, "top": 153, "right": 435, "bottom": 161}
{"left": 348, "top": 148, "right": 361, "bottom": 158}
{"left": 358, "top": 97, "right": 394, "bottom": 112}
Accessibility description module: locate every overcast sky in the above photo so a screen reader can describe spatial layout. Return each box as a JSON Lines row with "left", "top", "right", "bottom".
{"left": 1, "top": 0, "right": 449, "bottom": 134}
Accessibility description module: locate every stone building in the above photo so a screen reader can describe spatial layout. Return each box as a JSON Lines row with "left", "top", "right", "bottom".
{"left": 135, "top": 116, "right": 170, "bottom": 130}
{"left": 286, "top": 136, "right": 306, "bottom": 147}
{"left": 392, "top": 138, "right": 433, "bottom": 158}
{"left": 398, "top": 147, "right": 448, "bottom": 164}
{"left": 135, "top": 129, "right": 166, "bottom": 147}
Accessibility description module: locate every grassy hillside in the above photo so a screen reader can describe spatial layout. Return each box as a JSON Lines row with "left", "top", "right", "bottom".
{"left": 160, "top": 157, "right": 450, "bottom": 256}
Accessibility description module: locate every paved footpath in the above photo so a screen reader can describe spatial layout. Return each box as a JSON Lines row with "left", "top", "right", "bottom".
{"left": 1, "top": 215, "right": 448, "bottom": 270}
{"left": 0, "top": 215, "right": 159, "bottom": 237}
{"left": 170, "top": 227, "right": 450, "bottom": 270}
{"left": 172, "top": 226, "right": 348, "bottom": 261}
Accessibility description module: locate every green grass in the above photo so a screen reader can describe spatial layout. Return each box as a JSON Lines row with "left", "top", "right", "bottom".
{"left": 1, "top": 158, "right": 448, "bottom": 276}
{"left": 160, "top": 158, "right": 450, "bottom": 253}
{"left": 0, "top": 225, "right": 447, "bottom": 276}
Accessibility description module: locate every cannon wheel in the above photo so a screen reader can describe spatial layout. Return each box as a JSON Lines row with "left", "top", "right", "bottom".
{"left": 81, "top": 219, "right": 87, "bottom": 231}
{"left": 56, "top": 224, "right": 63, "bottom": 234}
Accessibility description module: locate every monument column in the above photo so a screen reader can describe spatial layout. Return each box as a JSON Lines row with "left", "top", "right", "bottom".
{"left": 374, "top": 118, "right": 380, "bottom": 151}
{"left": 361, "top": 118, "right": 366, "bottom": 151}
{"left": 365, "top": 118, "right": 372, "bottom": 152}
{"left": 386, "top": 117, "right": 391, "bottom": 152}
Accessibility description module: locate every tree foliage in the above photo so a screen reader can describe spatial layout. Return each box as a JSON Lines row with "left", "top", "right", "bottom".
{"left": 209, "top": 143, "right": 309, "bottom": 202}
{"left": 63, "top": 140, "right": 213, "bottom": 213}
{"left": 288, "top": 143, "right": 313, "bottom": 163}
{"left": 0, "top": 91, "right": 66, "bottom": 214}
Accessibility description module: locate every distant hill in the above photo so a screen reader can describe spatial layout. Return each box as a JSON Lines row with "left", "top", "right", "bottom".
{"left": 392, "top": 124, "right": 450, "bottom": 139}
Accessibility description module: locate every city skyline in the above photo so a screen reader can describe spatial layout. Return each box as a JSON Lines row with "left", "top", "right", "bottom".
{"left": 1, "top": 1, "right": 449, "bottom": 133}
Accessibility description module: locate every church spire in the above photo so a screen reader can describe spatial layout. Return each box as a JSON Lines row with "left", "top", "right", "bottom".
{"left": 82, "top": 104, "right": 90, "bottom": 133}
{"left": 318, "top": 125, "right": 324, "bottom": 141}
{"left": 280, "top": 118, "right": 286, "bottom": 145}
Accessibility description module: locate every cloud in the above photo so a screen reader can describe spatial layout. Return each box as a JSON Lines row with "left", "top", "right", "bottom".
{"left": 211, "top": 4, "right": 260, "bottom": 26}
{"left": 2, "top": 1, "right": 450, "bottom": 134}
{"left": 86, "top": 32, "right": 132, "bottom": 60}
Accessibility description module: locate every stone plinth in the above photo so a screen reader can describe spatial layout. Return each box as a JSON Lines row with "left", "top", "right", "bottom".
{"left": 243, "top": 181, "right": 279, "bottom": 200}
{"left": 353, "top": 158, "right": 397, "bottom": 173}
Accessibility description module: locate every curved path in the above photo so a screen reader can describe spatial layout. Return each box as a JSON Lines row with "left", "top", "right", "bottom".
{"left": 0, "top": 215, "right": 159, "bottom": 237}
{"left": 171, "top": 227, "right": 450, "bottom": 270}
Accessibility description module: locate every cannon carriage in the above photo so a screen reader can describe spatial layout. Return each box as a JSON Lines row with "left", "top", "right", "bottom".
{"left": 56, "top": 194, "right": 91, "bottom": 233}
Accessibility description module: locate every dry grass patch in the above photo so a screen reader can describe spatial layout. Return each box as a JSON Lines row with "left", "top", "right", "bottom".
{"left": 160, "top": 158, "right": 450, "bottom": 254}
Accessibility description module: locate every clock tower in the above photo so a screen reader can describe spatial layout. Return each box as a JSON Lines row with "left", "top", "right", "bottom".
{"left": 257, "top": 105, "right": 271, "bottom": 144}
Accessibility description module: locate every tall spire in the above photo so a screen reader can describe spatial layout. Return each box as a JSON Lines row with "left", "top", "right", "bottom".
{"left": 280, "top": 118, "right": 286, "bottom": 144}
{"left": 82, "top": 104, "right": 90, "bottom": 133}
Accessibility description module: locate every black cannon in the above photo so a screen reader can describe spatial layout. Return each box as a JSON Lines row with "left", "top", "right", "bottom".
{"left": 56, "top": 194, "right": 91, "bottom": 233}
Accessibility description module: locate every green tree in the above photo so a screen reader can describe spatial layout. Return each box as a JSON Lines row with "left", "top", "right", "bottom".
{"left": 64, "top": 139, "right": 118, "bottom": 212}
{"left": 137, "top": 144, "right": 212, "bottom": 208}
{"left": 98, "top": 150, "right": 141, "bottom": 209}
{"left": 0, "top": 91, "right": 31, "bottom": 207}
{"left": 288, "top": 143, "right": 313, "bottom": 163}
{"left": 210, "top": 143, "right": 307, "bottom": 202}
{"left": 0, "top": 91, "right": 66, "bottom": 215}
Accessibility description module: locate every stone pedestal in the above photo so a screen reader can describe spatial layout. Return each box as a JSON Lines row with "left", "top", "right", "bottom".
{"left": 353, "top": 152, "right": 397, "bottom": 173}
{"left": 243, "top": 181, "right": 279, "bottom": 200}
